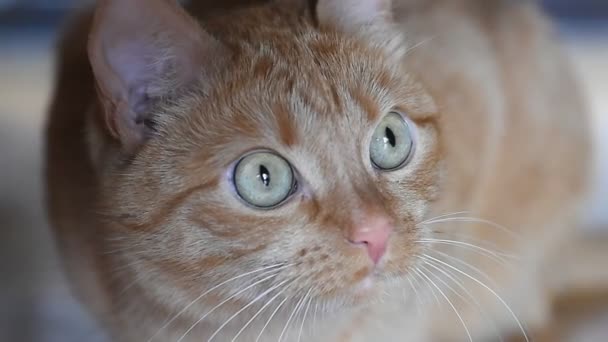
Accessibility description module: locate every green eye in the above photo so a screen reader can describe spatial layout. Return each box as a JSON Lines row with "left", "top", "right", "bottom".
{"left": 370, "top": 112, "right": 414, "bottom": 170}
{"left": 233, "top": 152, "right": 295, "bottom": 208}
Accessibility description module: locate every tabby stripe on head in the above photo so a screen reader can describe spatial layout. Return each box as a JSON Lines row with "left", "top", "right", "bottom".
{"left": 118, "top": 178, "right": 218, "bottom": 231}
{"left": 273, "top": 102, "right": 299, "bottom": 146}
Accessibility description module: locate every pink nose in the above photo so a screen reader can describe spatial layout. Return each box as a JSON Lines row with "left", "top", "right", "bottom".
{"left": 348, "top": 214, "right": 393, "bottom": 264}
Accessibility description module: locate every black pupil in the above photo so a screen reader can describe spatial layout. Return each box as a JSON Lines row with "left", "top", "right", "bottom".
{"left": 259, "top": 165, "right": 270, "bottom": 187}
{"left": 384, "top": 127, "right": 396, "bottom": 147}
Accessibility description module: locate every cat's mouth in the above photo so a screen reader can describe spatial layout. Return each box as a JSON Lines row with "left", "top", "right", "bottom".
{"left": 342, "top": 260, "right": 413, "bottom": 304}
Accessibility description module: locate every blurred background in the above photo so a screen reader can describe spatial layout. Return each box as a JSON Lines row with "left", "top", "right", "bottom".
{"left": 0, "top": 0, "right": 607, "bottom": 341}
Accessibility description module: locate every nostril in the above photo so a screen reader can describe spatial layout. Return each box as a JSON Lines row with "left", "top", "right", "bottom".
{"left": 347, "top": 238, "right": 369, "bottom": 246}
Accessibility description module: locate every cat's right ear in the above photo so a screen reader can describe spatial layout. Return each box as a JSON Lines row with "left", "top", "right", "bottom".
{"left": 88, "top": 0, "right": 226, "bottom": 153}
{"left": 315, "top": 0, "right": 393, "bottom": 33}
{"left": 314, "top": 0, "right": 404, "bottom": 60}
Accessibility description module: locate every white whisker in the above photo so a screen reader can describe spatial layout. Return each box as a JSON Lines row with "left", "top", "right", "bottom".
{"left": 208, "top": 278, "right": 292, "bottom": 342}
{"left": 420, "top": 217, "right": 521, "bottom": 240}
{"left": 278, "top": 288, "right": 310, "bottom": 342}
{"left": 417, "top": 265, "right": 473, "bottom": 342}
{"left": 404, "top": 35, "right": 437, "bottom": 57}
{"left": 416, "top": 238, "right": 516, "bottom": 264}
{"left": 176, "top": 271, "right": 283, "bottom": 342}
{"left": 298, "top": 289, "right": 314, "bottom": 342}
{"left": 432, "top": 250, "right": 499, "bottom": 289}
{"left": 420, "top": 211, "right": 473, "bottom": 225}
{"left": 255, "top": 294, "right": 291, "bottom": 342}
{"left": 422, "top": 259, "right": 503, "bottom": 342}
{"left": 146, "top": 263, "right": 287, "bottom": 342}
{"left": 421, "top": 255, "right": 529, "bottom": 342}
{"left": 428, "top": 232, "right": 517, "bottom": 257}
{"left": 406, "top": 275, "right": 422, "bottom": 315}
{"left": 409, "top": 266, "right": 432, "bottom": 308}
{"left": 412, "top": 267, "right": 441, "bottom": 309}
{"left": 312, "top": 301, "right": 318, "bottom": 335}
{"left": 230, "top": 278, "right": 297, "bottom": 342}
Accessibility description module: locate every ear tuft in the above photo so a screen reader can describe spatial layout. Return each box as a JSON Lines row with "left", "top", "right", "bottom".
{"left": 88, "top": 0, "right": 225, "bottom": 153}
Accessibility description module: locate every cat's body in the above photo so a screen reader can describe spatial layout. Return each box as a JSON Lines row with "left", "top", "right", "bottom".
{"left": 46, "top": 0, "right": 590, "bottom": 341}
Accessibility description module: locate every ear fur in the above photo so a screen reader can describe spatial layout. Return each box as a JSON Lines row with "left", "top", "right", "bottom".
{"left": 316, "top": 0, "right": 393, "bottom": 33}
{"left": 88, "top": 0, "right": 225, "bottom": 152}
{"left": 315, "top": 0, "right": 405, "bottom": 61}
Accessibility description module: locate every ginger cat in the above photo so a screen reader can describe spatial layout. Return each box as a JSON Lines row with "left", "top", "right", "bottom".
{"left": 45, "top": 0, "right": 590, "bottom": 341}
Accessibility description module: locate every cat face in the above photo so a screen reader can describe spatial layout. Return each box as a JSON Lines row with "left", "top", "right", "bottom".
{"left": 92, "top": 0, "right": 440, "bottom": 323}
{"left": 104, "top": 37, "right": 439, "bottom": 308}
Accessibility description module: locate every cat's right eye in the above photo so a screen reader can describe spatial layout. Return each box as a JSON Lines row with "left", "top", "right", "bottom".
{"left": 233, "top": 151, "right": 295, "bottom": 209}
{"left": 370, "top": 112, "right": 414, "bottom": 171}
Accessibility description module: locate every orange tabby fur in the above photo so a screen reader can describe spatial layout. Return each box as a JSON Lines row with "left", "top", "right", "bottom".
{"left": 45, "top": 0, "right": 590, "bottom": 341}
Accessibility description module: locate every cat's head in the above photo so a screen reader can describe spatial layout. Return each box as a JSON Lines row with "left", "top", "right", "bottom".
{"left": 89, "top": 0, "right": 440, "bottom": 318}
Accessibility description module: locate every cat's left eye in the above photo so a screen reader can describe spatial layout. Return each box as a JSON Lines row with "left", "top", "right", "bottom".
{"left": 370, "top": 112, "right": 414, "bottom": 171}
{"left": 233, "top": 151, "right": 296, "bottom": 209}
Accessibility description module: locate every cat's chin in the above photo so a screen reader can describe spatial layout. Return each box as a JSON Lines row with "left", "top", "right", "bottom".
{"left": 353, "top": 274, "right": 376, "bottom": 295}
{"left": 350, "top": 276, "right": 378, "bottom": 303}
{"left": 344, "top": 272, "right": 390, "bottom": 305}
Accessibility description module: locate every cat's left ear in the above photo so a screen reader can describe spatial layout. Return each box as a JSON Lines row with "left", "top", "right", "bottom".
{"left": 316, "top": 0, "right": 393, "bottom": 33}
{"left": 88, "top": 0, "right": 227, "bottom": 153}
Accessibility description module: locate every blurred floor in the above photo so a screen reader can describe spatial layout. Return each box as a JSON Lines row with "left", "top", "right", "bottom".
{"left": 0, "top": 14, "right": 607, "bottom": 342}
